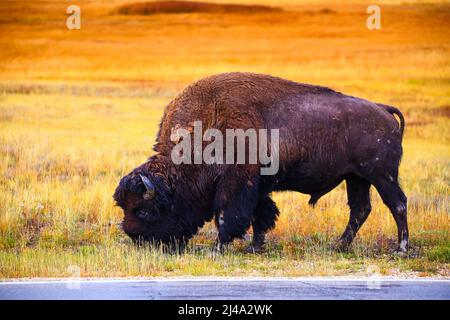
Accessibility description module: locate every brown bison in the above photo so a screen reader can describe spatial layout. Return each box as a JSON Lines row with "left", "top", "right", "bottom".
{"left": 114, "top": 72, "right": 408, "bottom": 254}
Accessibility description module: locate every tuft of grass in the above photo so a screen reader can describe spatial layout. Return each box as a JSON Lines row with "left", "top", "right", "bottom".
{"left": 426, "top": 246, "right": 450, "bottom": 263}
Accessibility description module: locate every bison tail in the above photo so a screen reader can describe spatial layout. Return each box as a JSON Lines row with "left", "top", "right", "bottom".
{"left": 377, "top": 103, "right": 405, "bottom": 138}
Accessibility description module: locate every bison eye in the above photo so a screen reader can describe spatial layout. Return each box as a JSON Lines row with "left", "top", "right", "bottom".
{"left": 134, "top": 207, "right": 158, "bottom": 222}
{"left": 137, "top": 210, "right": 148, "bottom": 220}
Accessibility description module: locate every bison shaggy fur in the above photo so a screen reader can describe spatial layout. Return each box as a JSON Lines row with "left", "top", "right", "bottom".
{"left": 114, "top": 72, "right": 408, "bottom": 254}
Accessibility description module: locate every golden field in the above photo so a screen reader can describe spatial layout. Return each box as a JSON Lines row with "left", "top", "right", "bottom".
{"left": 0, "top": 0, "right": 449, "bottom": 278}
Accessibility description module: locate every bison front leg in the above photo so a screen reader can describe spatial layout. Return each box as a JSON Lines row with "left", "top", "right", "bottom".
{"left": 213, "top": 171, "right": 259, "bottom": 251}
{"left": 246, "top": 196, "right": 279, "bottom": 254}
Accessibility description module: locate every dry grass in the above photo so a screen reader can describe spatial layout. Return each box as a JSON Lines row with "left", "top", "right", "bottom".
{"left": 0, "top": 0, "right": 449, "bottom": 278}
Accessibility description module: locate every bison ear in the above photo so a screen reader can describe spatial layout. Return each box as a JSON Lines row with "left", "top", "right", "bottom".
{"left": 139, "top": 174, "right": 155, "bottom": 200}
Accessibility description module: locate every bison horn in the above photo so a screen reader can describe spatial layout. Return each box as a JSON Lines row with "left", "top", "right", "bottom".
{"left": 139, "top": 174, "right": 155, "bottom": 200}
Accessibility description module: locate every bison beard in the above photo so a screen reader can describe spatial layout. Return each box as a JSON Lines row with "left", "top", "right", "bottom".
{"left": 114, "top": 72, "right": 409, "bottom": 254}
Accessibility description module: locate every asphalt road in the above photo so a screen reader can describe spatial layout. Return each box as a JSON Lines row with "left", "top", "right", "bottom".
{"left": 0, "top": 278, "right": 448, "bottom": 300}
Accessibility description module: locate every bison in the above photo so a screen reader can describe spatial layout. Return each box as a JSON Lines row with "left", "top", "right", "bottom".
{"left": 114, "top": 72, "right": 408, "bottom": 254}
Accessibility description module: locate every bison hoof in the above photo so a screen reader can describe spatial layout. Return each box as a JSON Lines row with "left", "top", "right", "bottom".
{"left": 333, "top": 241, "right": 351, "bottom": 253}
{"left": 210, "top": 241, "right": 227, "bottom": 257}
{"left": 245, "top": 245, "right": 265, "bottom": 254}
{"left": 393, "top": 248, "right": 408, "bottom": 258}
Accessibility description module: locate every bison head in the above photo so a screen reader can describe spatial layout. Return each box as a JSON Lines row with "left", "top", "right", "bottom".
{"left": 113, "top": 162, "right": 190, "bottom": 250}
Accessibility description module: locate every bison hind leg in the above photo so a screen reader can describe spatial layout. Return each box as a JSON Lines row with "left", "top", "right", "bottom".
{"left": 372, "top": 175, "right": 408, "bottom": 254}
{"left": 336, "top": 175, "right": 372, "bottom": 252}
